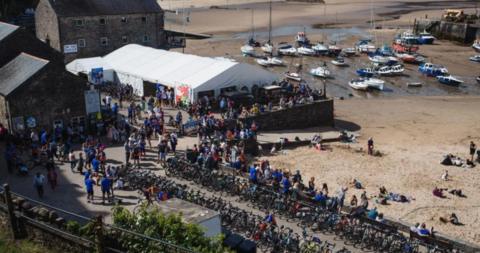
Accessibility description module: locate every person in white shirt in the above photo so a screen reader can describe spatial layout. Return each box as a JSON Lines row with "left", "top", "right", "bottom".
{"left": 105, "top": 95, "right": 112, "bottom": 107}
{"left": 33, "top": 173, "right": 46, "bottom": 198}
{"left": 441, "top": 170, "right": 449, "bottom": 181}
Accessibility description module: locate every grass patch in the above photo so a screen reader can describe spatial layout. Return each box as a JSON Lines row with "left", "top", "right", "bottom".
{"left": 0, "top": 230, "right": 56, "bottom": 253}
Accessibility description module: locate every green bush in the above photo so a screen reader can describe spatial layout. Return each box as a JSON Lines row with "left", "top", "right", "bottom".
{"left": 65, "top": 220, "right": 80, "bottom": 235}
{"left": 112, "top": 205, "right": 232, "bottom": 253}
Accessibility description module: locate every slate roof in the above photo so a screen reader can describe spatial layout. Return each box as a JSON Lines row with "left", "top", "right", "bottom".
{"left": 0, "top": 53, "right": 49, "bottom": 97}
{"left": 47, "top": 0, "right": 163, "bottom": 17}
{"left": 0, "top": 22, "right": 19, "bottom": 42}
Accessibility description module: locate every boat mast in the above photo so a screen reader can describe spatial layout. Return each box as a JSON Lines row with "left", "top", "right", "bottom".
{"left": 251, "top": 8, "right": 255, "bottom": 41}
{"left": 268, "top": 0, "right": 272, "bottom": 44}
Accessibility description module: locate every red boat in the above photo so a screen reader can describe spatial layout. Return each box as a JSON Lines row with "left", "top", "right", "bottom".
{"left": 393, "top": 40, "right": 419, "bottom": 53}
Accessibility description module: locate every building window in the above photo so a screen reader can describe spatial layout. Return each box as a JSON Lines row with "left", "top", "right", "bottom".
{"left": 143, "top": 35, "right": 150, "bottom": 42}
{"left": 121, "top": 36, "right": 128, "bottom": 43}
{"left": 99, "top": 18, "right": 106, "bottom": 25}
{"left": 141, "top": 16, "right": 147, "bottom": 23}
{"left": 121, "top": 17, "right": 127, "bottom": 23}
{"left": 74, "top": 19, "right": 84, "bottom": 27}
{"left": 100, "top": 37, "right": 108, "bottom": 46}
{"left": 78, "top": 39, "right": 86, "bottom": 47}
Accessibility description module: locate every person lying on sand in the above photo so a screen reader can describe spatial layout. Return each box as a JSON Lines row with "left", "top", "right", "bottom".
{"left": 433, "top": 187, "right": 447, "bottom": 198}
{"left": 440, "top": 213, "right": 460, "bottom": 225}
{"left": 350, "top": 178, "right": 363, "bottom": 189}
{"left": 448, "top": 189, "right": 466, "bottom": 198}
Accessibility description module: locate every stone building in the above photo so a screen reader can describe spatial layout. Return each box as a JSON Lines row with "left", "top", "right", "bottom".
{"left": 35, "top": 0, "right": 166, "bottom": 62}
{"left": 0, "top": 22, "right": 86, "bottom": 132}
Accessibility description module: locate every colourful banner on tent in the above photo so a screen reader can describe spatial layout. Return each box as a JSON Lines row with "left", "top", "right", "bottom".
{"left": 175, "top": 84, "right": 191, "bottom": 105}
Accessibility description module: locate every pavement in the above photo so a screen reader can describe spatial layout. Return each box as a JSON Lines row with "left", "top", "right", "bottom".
{"left": 0, "top": 104, "right": 361, "bottom": 252}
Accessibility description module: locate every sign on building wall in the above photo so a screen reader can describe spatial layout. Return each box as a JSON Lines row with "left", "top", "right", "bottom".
{"left": 84, "top": 90, "right": 101, "bottom": 114}
{"left": 175, "top": 84, "right": 191, "bottom": 105}
{"left": 90, "top": 68, "right": 104, "bottom": 85}
{"left": 63, "top": 44, "right": 78, "bottom": 54}
{"left": 26, "top": 116, "right": 36, "bottom": 128}
{"left": 12, "top": 117, "right": 25, "bottom": 131}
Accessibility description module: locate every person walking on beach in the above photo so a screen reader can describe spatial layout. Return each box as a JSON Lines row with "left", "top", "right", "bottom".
{"left": 33, "top": 172, "right": 46, "bottom": 198}
{"left": 470, "top": 141, "right": 476, "bottom": 161}
{"left": 368, "top": 137, "right": 374, "bottom": 155}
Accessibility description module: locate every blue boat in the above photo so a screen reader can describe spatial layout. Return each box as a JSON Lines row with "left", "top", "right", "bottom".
{"left": 437, "top": 75, "right": 463, "bottom": 86}
{"left": 417, "top": 32, "right": 435, "bottom": 45}
{"left": 356, "top": 68, "right": 375, "bottom": 77}
{"left": 418, "top": 63, "right": 448, "bottom": 77}
{"left": 379, "top": 45, "right": 394, "bottom": 56}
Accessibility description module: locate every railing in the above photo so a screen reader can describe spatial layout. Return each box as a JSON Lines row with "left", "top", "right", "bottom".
{"left": 0, "top": 184, "right": 197, "bottom": 253}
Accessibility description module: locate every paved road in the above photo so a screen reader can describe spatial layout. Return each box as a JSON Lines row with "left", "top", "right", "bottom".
{"left": 0, "top": 104, "right": 362, "bottom": 252}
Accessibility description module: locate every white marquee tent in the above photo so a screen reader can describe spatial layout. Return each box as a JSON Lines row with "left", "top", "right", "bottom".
{"left": 66, "top": 44, "right": 279, "bottom": 101}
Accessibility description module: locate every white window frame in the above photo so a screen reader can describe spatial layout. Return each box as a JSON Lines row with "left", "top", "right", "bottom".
{"left": 78, "top": 39, "right": 86, "bottom": 48}
{"left": 100, "top": 37, "right": 108, "bottom": 46}
{"left": 121, "top": 17, "right": 128, "bottom": 23}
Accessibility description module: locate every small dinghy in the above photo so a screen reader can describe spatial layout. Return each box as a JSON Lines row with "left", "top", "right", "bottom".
{"left": 436, "top": 75, "right": 463, "bottom": 86}
{"left": 257, "top": 57, "right": 284, "bottom": 67}
{"left": 349, "top": 79, "right": 369, "bottom": 90}
{"left": 309, "top": 66, "right": 331, "bottom": 78}
{"left": 356, "top": 68, "right": 375, "bottom": 77}
{"left": 297, "top": 46, "right": 316, "bottom": 56}
{"left": 284, "top": 72, "right": 302, "bottom": 81}
{"left": 278, "top": 44, "right": 297, "bottom": 56}
{"left": 331, "top": 57, "right": 348, "bottom": 66}
{"left": 241, "top": 45, "right": 255, "bottom": 56}
{"left": 342, "top": 47, "right": 356, "bottom": 56}
{"left": 469, "top": 55, "right": 480, "bottom": 63}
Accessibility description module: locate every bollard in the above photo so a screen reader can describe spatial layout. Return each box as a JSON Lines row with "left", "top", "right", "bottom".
{"left": 3, "top": 184, "right": 19, "bottom": 239}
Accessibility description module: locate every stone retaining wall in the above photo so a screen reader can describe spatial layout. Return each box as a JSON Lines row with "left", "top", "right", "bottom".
{"left": 241, "top": 99, "right": 334, "bottom": 131}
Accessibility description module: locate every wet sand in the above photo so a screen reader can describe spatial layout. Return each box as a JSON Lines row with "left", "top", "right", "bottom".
{"left": 259, "top": 96, "right": 480, "bottom": 245}
{"left": 176, "top": 31, "right": 480, "bottom": 98}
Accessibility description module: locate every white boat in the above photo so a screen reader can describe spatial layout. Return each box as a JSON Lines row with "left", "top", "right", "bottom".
{"left": 472, "top": 40, "right": 480, "bottom": 52}
{"left": 377, "top": 64, "right": 404, "bottom": 75}
{"left": 342, "top": 48, "right": 356, "bottom": 56}
{"left": 309, "top": 66, "right": 330, "bottom": 78}
{"left": 364, "top": 78, "right": 385, "bottom": 90}
{"left": 469, "top": 55, "right": 480, "bottom": 62}
{"left": 256, "top": 57, "right": 284, "bottom": 67}
{"left": 312, "top": 43, "right": 328, "bottom": 54}
{"left": 349, "top": 79, "right": 369, "bottom": 90}
{"left": 284, "top": 72, "right": 302, "bottom": 81}
{"left": 278, "top": 44, "right": 297, "bottom": 56}
{"left": 356, "top": 43, "right": 376, "bottom": 53}
{"left": 261, "top": 43, "right": 274, "bottom": 54}
{"left": 390, "top": 64, "right": 405, "bottom": 74}
{"left": 437, "top": 75, "right": 463, "bottom": 86}
{"left": 331, "top": 57, "right": 348, "bottom": 66}
{"left": 241, "top": 45, "right": 255, "bottom": 56}
{"left": 297, "top": 46, "right": 316, "bottom": 56}
{"left": 369, "top": 55, "right": 389, "bottom": 64}
{"left": 376, "top": 66, "right": 392, "bottom": 75}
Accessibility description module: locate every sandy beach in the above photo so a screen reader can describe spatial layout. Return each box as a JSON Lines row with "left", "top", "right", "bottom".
{"left": 161, "top": 0, "right": 480, "bottom": 246}
{"left": 258, "top": 96, "right": 480, "bottom": 244}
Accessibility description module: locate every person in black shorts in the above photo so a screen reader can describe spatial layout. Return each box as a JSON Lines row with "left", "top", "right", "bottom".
{"left": 470, "top": 141, "right": 476, "bottom": 161}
